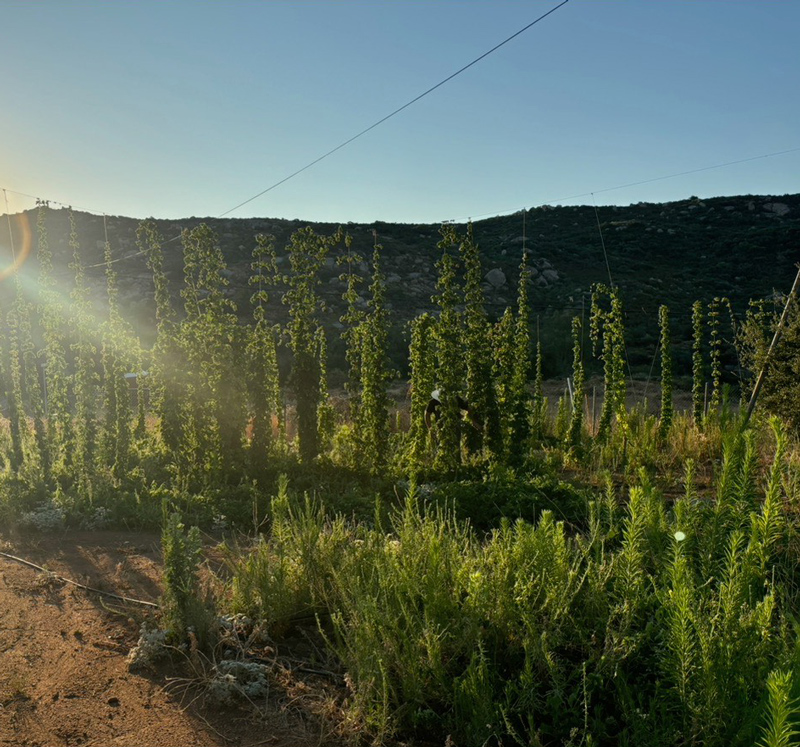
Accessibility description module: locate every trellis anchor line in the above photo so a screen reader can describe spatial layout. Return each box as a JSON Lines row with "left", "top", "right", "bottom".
{"left": 742, "top": 263, "right": 800, "bottom": 429}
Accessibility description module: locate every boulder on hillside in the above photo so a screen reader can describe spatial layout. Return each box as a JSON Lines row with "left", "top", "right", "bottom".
{"left": 485, "top": 268, "right": 507, "bottom": 288}
{"left": 764, "top": 202, "right": 790, "bottom": 216}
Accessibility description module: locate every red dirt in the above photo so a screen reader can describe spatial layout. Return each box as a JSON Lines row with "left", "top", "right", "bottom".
{"left": 0, "top": 530, "right": 342, "bottom": 747}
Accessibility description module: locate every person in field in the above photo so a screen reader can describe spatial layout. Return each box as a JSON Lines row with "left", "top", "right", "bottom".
{"left": 424, "top": 389, "right": 480, "bottom": 430}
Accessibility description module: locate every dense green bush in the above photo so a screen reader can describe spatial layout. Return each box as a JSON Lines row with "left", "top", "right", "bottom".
{"left": 427, "top": 470, "right": 591, "bottom": 532}
{"left": 161, "top": 511, "right": 216, "bottom": 651}
{"left": 223, "top": 429, "right": 800, "bottom": 745}
{"left": 739, "top": 296, "right": 800, "bottom": 433}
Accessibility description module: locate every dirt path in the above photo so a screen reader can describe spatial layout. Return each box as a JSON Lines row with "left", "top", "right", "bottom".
{"left": 0, "top": 530, "right": 336, "bottom": 747}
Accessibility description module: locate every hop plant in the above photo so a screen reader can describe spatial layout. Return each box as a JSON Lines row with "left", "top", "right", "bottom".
{"left": 658, "top": 304, "right": 673, "bottom": 439}
{"left": 566, "top": 317, "right": 585, "bottom": 450}
{"left": 692, "top": 300, "right": 705, "bottom": 425}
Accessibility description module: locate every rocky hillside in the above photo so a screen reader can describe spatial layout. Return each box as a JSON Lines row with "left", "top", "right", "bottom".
{"left": 9, "top": 193, "right": 800, "bottom": 379}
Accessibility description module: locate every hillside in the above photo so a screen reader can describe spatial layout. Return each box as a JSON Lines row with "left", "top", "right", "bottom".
{"left": 10, "top": 193, "right": 800, "bottom": 381}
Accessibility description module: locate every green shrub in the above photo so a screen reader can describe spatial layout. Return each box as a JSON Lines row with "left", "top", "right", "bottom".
{"left": 161, "top": 511, "right": 216, "bottom": 651}
{"left": 428, "top": 471, "right": 591, "bottom": 532}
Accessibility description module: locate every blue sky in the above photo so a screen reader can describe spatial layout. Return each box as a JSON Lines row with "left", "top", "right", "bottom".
{"left": 2, "top": 0, "right": 799, "bottom": 223}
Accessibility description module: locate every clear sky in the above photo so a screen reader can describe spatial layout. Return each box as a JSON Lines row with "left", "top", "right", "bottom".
{"left": 2, "top": 0, "right": 799, "bottom": 223}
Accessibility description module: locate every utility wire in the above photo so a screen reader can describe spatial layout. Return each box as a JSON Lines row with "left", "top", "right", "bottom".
{"left": 0, "top": 1, "right": 571, "bottom": 248}
{"left": 4, "top": 141, "right": 797, "bottom": 241}
{"left": 1, "top": 142, "right": 797, "bottom": 252}
{"left": 0, "top": 1, "right": 572, "bottom": 257}
{"left": 453, "top": 146, "right": 800, "bottom": 223}
{"left": 591, "top": 195, "right": 635, "bottom": 385}
{"left": 592, "top": 195, "right": 613, "bottom": 288}
{"left": 0, "top": 188, "right": 102, "bottom": 217}
{"left": 216, "top": 0, "right": 570, "bottom": 218}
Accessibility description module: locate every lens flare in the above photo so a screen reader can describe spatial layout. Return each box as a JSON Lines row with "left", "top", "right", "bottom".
{"left": 1, "top": 211, "right": 32, "bottom": 281}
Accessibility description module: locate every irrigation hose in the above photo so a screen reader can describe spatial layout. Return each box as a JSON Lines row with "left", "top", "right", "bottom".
{"left": 0, "top": 550, "right": 159, "bottom": 608}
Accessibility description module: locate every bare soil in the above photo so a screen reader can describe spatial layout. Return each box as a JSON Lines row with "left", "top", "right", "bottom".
{"left": 0, "top": 529, "right": 343, "bottom": 747}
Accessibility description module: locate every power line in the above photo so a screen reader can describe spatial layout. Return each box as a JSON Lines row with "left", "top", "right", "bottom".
{"left": 592, "top": 195, "right": 613, "bottom": 288}
{"left": 216, "top": 0, "right": 571, "bottom": 218}
{"left": 591, "top": 195, "right": 635, "bottom": 385}
{"left": 0, "top": 187, "right": 104, "bottom": 217}
{"left": 0, "top": 1, "right": 571, "bottom": 248}
{"left": 2, "top": 141, "right": 798, "bottom": 252}
{"left": 452, "top": 146, "right": 800, "bottom": 223}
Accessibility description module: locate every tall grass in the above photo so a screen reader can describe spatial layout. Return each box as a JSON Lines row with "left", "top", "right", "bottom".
{"left": 223, "top": 421, "right": 800, "bottom": 745}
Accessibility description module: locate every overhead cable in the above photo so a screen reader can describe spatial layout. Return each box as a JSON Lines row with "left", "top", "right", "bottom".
{"left": 453, "top": 146, "right": 800, "bottom": 223}
{"left": 216, "top": 0, "right": 571, "bottom": 218}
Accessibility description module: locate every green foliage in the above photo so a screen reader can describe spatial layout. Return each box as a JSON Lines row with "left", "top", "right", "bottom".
{"left": 36, "top": 205, "right": 73, "bottom": 477}
{"left": 407, "top": 313, "right": 436, "bottom": 474}
{"left": 358, "top": 237, "right": 393, "bottom": 471}
{"left": 738, "top": 294, "right": 800, "bottom": 433}
{"left": 281, "top": 226, "right": 342, "bottom": 463}
{"left": 427, "top": 470, "right": 591, "bottom": 532}
{"left": 2, "top": 280, "right": 26, "bottom": 471}
{"left": 692, "top": 300, "right": 705, "bottom": 424}
{"left": 69, "top": 210, "right": 99, "bottom": 492}
{"left": 708, "top": 296, "right": 724, "bottom": 414}
{"left": 246, "top": 233, "right": 281, "bottom": 475}
{"left": 592, "top": 284, "right": 627, "bottom": 442}
{"left": 229, "top": 474, "right": 353, "bottom": 630}
{"left": 180, "top": 223, "right": 248, "bottom": 480}
{"left": 220, "top": 427, "right": 800, "bottom": 746}
{"left": 567, "top": 316, "right": 585, "bottom": 450}
{"left": 658, "top": 304, "right": 673, "bottom": 439}
{"left": 530, "top": 339, "right": 547, "bottom": 439}
{"left": 338, "top": 236, "right": 365, "bottom": 431}
{"left": 334, "top": 234, "right": 394, "bottom": 472}
{"left": 314, "top": 325, "right": 335, "bottom": 454}
{"left": 554, "top": 388, "right": 571, "bottom": 441}
{"left": 161, "top": 511, "right": 215, "bottom": 651}
{"left": 460, "top": 222, "right": 501, "bottom": 457}
{"left": 100, "top": 227, "right": 135, "bottom": 480}
{"left": 758, "top": 669, "right": 800, "bottom": 747}
{"left": 137, "top": 220, "right": 182, "bottom": 452}
{"left": 749, "top": 418, "right": 787, "bottom": 574}
{"left": 431, "top": 226, "right": 464, "bottom": 473}
{"left": 492, "top": 307, "right": 518, "bottom": 454}
{"left": 8, "top": 206, "right": 800, "bottom": 746}
{"left": 508, "top": 247, "right": 533, "bottom": 460}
